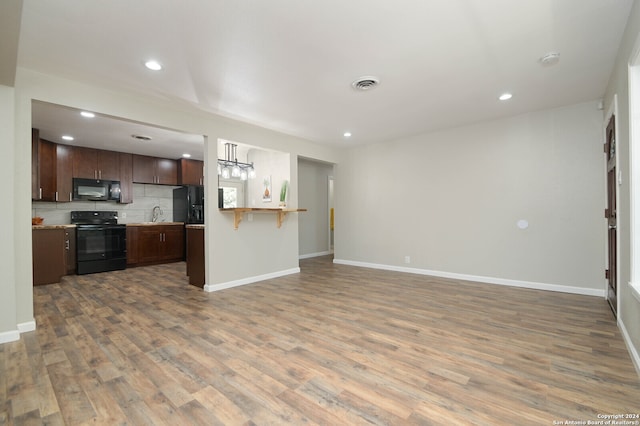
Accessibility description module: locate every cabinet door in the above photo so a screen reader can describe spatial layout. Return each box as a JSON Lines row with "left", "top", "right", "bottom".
{"left": 137, "top": 227, "right": 161, "bottom": 263}
{"left": 38, "top": 139, "right": 57, "bottom": 201}
{"left": 179, "top": 159, "right": 204, "bottom": 186}
{"left": 56, "top": 144, "right": 73, "bottom": 202}
{"left": 156, "top": 158, "right": 178, "bottom": 185}
{"left": 32, "top": 229, "right": 66, "bottom": 285}
{"left": 119, "top": 153, "right": 133, "bottom": 204}
{"left": 126, "top": 226, "right": 139, "bottom": 265}
{"left": 186, "top": 227, "right": 205, "bottom": 287}
{"left": 32, "top": 129, "right": 40, "bottom": 200}
{"left": 97, "top": 150, "right": 120, "bottom": 180}
{"left": 132, "top": 154, "right": 156, "bottom": 184}
{"left": 161, "top": 225, "right": 185, "bottom": 261}
{"left": 73, "top": 146, "right": 98, "bottom": 179}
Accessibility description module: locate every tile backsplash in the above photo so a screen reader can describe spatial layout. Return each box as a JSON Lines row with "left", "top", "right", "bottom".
{"left": 32, "top": 184, "right": 179, "bottom": 225}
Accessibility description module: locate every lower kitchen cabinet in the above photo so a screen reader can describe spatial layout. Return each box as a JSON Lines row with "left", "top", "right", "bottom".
{"left": 127, "top": 224, "right": 184, "bottom": 266}
{"left": 32, "top": 228, "right": 67, "bottom": 285}
{"left": 186, "top": 226, "right": 205, "bottom": 288}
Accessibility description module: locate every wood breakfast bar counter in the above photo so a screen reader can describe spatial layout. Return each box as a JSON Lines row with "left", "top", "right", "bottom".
{"left": 219, "top": 207, "right": 307, "bottom": 230}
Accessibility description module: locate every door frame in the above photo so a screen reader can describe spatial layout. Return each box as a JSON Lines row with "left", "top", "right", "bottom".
{"left": 604, "top": 96, "right": 619, "bottom": 316}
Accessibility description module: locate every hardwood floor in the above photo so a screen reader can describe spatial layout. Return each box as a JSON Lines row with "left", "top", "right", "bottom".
{"left": 1, "top": 256, "right": 639, "bottom": 425}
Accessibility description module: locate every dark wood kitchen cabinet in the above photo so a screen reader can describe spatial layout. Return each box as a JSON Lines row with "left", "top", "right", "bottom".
{"left": 32, "top": 228, "right": 66, "bottom": 285}
{"left": 186, "top": 226, "right": 205, "bottom": 287}
{"left": 126, "top": 226, "right": 139, "bottom": 266}
{"left": 127, "top": 224, "right": 184, "bottom": 266}
{"left": 56, "top": 144, "right": 73, "bottom": 202}
{"left": 72, "top": 147, "right": 120, "bottom": 180}
{"left": 132, "top": 154, "right": 178, "bottom": 185}
{"left": 178, "top": 158, "right": 204, "bottom": 186}
{"left": 32, "top": 131, "right": 57, "bottom": 202}
{"left": 119, "top": 153, "right": 133, "bottom": 204}
{"left": 32, "top": 129, "right": 74, "bottom": 202}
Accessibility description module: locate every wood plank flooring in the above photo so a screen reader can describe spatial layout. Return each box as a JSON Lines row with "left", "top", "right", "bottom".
{"left": 1, "top": 255, "right": 639, "bottom": 425}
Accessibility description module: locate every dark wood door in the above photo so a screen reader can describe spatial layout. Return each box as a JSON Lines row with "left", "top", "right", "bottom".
{"left": 31, "top": 128, "right": 40, "bottom": 199}
{"left": 97, "top": 150, "right": 120, "bottom": 180}
{"left": 132, "top": 154, "right": 156, "bottom": 184}
{"left": 605, "top": 114, "right": 617, "bottom": 316}
{"left": 56, "top": 144, "right": 73, "bottom": 202}
{"left": 161, "top": 225, "right": 184, "bottom": 261}
{"left": 156, "top": 158, "right": 178, "bottom": 185}
{"left": 37, "top": 138, "right": 57, "bottom": 201}
{"left": 137, "top": 227, "right": 162, "bottom": 263}
{"left": 126, "top": 226, "right": 139, "bottom": 265}
{"left": 32, "top": 228, "right": 66, "bottom": 285}
{"left": 179, "top": 159, "right": 204, "bottom": 185}
{"left": 119, "top": 153, "right": 133, "bottom": 204}
{"left": 72, "top": 146, "right": 98, "bottom": 179}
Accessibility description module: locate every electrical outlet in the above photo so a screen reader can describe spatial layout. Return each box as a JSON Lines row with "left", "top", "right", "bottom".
{"left": 404, "top": 256, "right": 410, "bottom": 264}
{"left": 121, "top": 212, "right": 127, "bottom": 218}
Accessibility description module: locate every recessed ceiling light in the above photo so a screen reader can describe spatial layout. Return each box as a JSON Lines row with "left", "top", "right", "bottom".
{"left": 182, "top": 153, "right": 191, "bottom": 158}
{"left": 62, "top": 135, "right": 74, "bottom": 141}
{"left": 498, "top": 93, "right": 513, "bottom": 101}
{"left": 80, "top": 111, "right": 95, "bottom": 118}
{"left": 144, "top": 60, "right": 162, "bottom": 71}
{"left": 343, "top": 132, "right": 352, "bottom": 138}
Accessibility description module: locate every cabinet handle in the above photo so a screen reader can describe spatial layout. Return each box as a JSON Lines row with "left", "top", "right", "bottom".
{"left": 159, "top": 233, "right": 162, "bottom": 242}
{"left": 39, "top": 188, "right": 42, "bottom": 199}
{"left": 69, "top": 192, "right": 72, "bottom": 201}
{"left": 55, "top": 191, "right": 58, "bottom": 202}
{"left": 98, "top": 170, "right": 102, "bottom": 179}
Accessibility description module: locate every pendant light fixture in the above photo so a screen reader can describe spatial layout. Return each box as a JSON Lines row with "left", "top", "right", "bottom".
{"left": 218, "top": 143, "right": 255, "bottom": 180}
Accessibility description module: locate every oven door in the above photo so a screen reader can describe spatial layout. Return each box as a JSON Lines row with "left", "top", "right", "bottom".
{"left": 76, "top": 225, "right": 125, "bottom": 260}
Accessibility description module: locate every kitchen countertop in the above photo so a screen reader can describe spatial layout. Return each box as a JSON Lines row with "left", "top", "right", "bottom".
{"left": 32, "top": 224, "right": 76, "bottom": 230}
{"left": 125, "top": 222, "right": 185, "bottom": 226}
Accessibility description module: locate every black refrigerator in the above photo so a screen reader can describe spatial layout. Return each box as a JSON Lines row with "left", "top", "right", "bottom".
{"left": 173, "top": 186, "right": 205, "bottom": 224}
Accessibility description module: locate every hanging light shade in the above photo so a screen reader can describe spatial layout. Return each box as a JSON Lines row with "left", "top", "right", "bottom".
{"left": 217, "top": 142, "right": 256, "bottom": 179}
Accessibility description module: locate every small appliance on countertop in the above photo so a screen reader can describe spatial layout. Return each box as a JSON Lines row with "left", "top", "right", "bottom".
{"left": 71, "top": 211, "right": 126, "bottom": 275}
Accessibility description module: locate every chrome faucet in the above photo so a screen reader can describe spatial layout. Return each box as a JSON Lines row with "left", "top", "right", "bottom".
{"left": 151, "top": 205, "right": 163, "bottom": 222}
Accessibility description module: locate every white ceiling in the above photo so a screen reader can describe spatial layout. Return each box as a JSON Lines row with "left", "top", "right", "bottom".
{"left": 19, "top": 0, "right": 633, "bottom": 156}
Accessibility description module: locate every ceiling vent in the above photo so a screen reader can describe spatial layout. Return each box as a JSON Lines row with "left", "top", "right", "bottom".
{"left": 352, "top": 76, "right": 380, "bottom": 91}
{"left": 131, "top": 134, "right": 152, "bottom": 141}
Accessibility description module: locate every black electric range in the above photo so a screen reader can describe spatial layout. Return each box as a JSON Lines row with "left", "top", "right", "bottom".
{"left": 71, "top": 211, "right": 127, "bottom": 275}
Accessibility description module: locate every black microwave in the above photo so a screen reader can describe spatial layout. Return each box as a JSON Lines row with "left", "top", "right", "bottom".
{"left": 73, "top": 178, "right": 121, "bottom": 202}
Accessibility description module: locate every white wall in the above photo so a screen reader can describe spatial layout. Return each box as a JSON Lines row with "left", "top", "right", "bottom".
{"left": 0, "top": 85, "right": 18, "bottom": 342}
{"left": 603, "top": 0, "right": 640, "bottom": 372}
{"left": 335, "top": 100, "right": 605, "bottom": 294}
{"left": 298, "top": 158, "right": 334, "bottom": 257}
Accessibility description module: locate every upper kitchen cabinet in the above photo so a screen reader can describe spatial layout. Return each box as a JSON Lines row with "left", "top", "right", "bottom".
{"left": 132, "top": 154, "right": 178, "bottom": 185}
{"left": 119, "top": 153, "right": 133, "bottom": 204}
{"left": 56, "top": 144, "right": 73, "bottom": 202}
{"left": 178, "top": 158, "right": 204, "bottom": 186}
{"left": 32, "top": 129, "right": 74, "bottom": 202}
{"left": 32, "top": 129, "right": 56, "bottom": 201}
{"left": 72, "top": 146, "right": 120, "bottom": 180}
